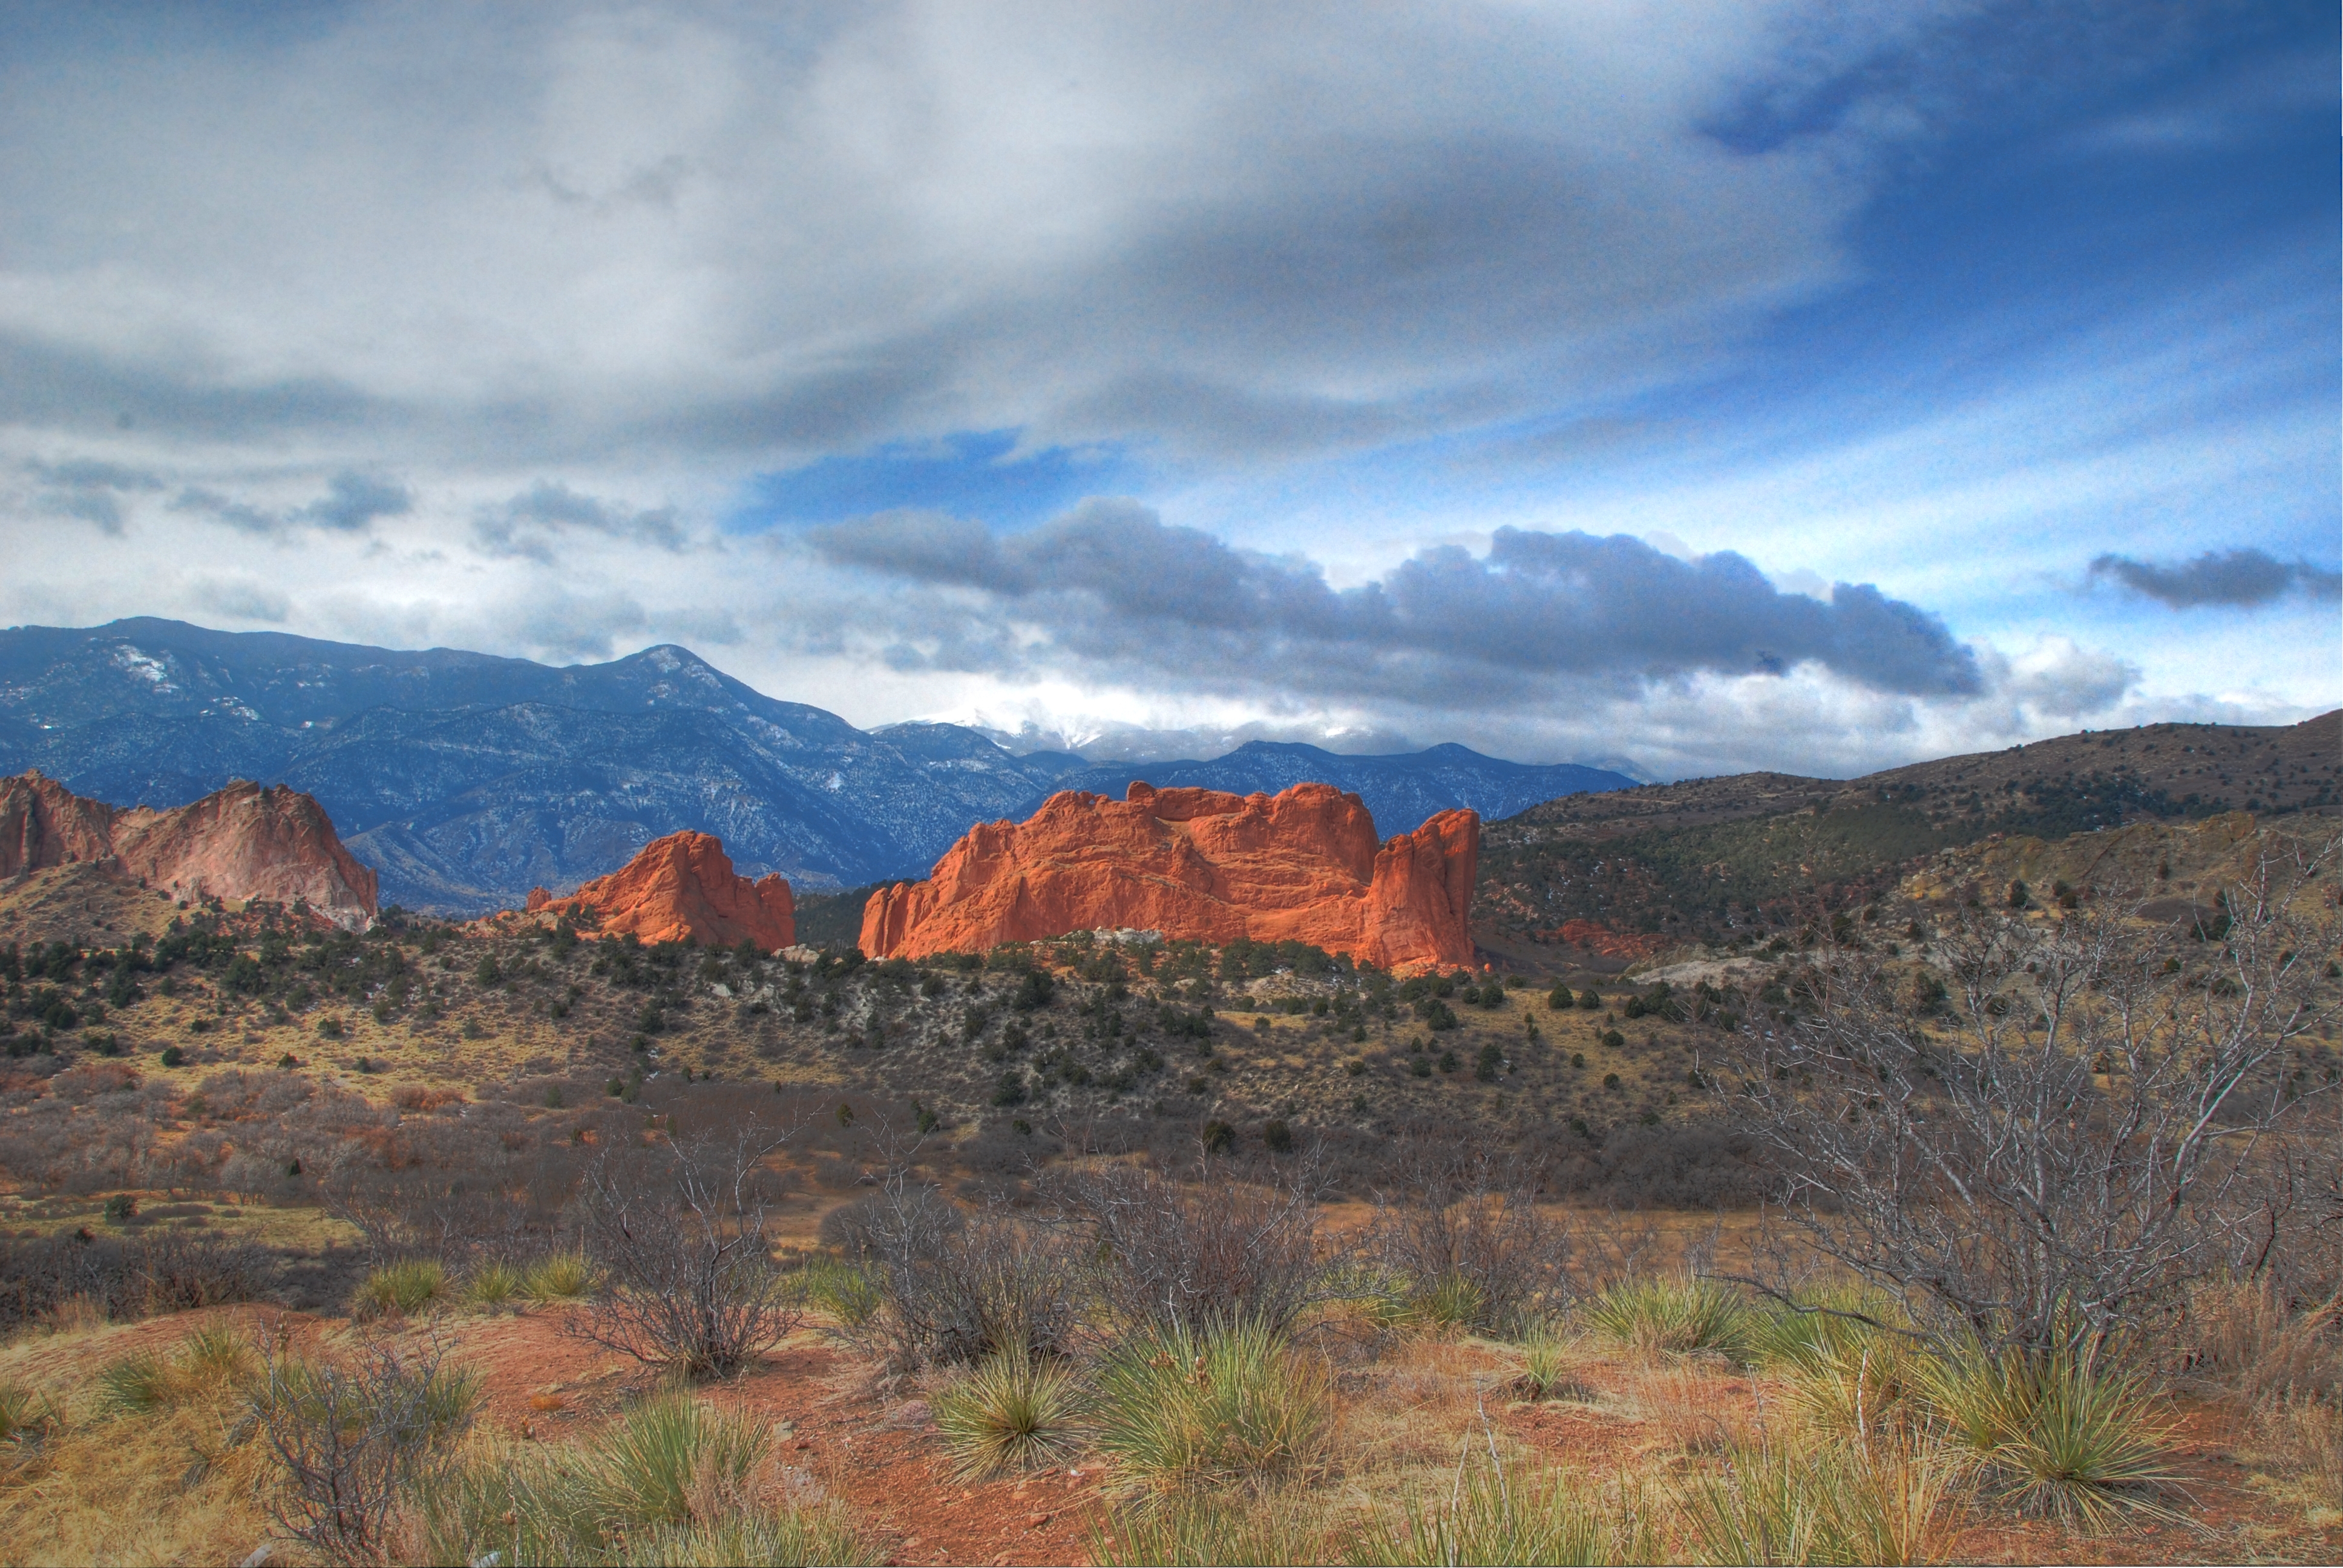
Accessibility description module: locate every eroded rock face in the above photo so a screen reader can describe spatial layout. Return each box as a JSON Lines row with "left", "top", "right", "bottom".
{"left": 0, "top": 771, "right": 379, "bottom": 929}
{"left": 527, "top": 831, "right": 795, "bottom": 951}
{"left": 860, "top": 781, "right": 1477, "bottom": 970}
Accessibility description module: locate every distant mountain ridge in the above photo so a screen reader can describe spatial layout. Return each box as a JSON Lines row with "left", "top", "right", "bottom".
{"left": 0, "top": 619, "right": 1636, "bottom": 917}
{"left": 1033, "top": 742, "right": 1636, "bottom": 840}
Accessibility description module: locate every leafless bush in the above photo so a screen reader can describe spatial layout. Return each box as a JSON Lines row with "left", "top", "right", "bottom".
{"left": 0, "top": 1230, "right": 274, "bottom": 1330}
{"left": 841, "top": 1171, "right": 1078, "bottom": 1370}
{"left": 1714, "top": 835, "right": 2342, "bottom": 1355}
{"left": 569, "top": 1117, "right": 801, "bottom": 1377}
{"left": 257, "top": 1335, "right": 477, "bottom": 1566}
{"left": 1046, "top": 1157, "right": 1329, "bottom": 1334}
{"left": 1366, "top": 1141, "right": 1578, "bottom": 1331}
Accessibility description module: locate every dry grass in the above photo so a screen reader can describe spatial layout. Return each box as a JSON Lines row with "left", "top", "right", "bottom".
{"left": 0, "top": 1315, "right": 278, "bottom": 1566}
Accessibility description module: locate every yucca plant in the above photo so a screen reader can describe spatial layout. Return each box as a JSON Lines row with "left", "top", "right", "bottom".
{"left": 791, "top": 1255, "right": 883, "bottom": 1327}
{"left": 577, "top": 1394, "right": 771, "bottom": 1526}
{"left": 1788, "top": 1339, "right": 1918, "bottom": 1442}
{"left": 96, "top": 1349, "right": 177, "bottom": 1415}
{"left": 352, "top": 1256, "right": 447, "bottom": 1319}
{"left": 932, "top": 1349, "right": 1089, "bottom": 1478}
{"left": 523, "top": 1251, "right": 596, "bottom": 1301}
{"left": 177, "top": 1321, "right": 258, "bottom": 1387}
{"left": 464, "top": 1260, "right": 525, "bottom": 1310}
{"left": 1511, "top": 1329, "right": 1588, "bottom": 1403}
{"left": 1583, "top": 1276, "right": 1751, "bottom": 1358}
{"left": 0, "top": 1378, "right": 62, "bottom": 1445}
{"left": 1410, "top": 1272, "right": 1489, "bottom": 1331}
{"left": 411, "top": 1398, "right": 870, "bottom": 1567}
{"left": 1743, "top": 1287, "right": 1902, "bottom": 1373}
{"left": 1093, "top": 1320, "right": 1331, "bottom": 1492}
{"left": 1346, "top": 1459, "right": 1656, "bottom": 1565}
{"left": 1914, "top": 1345, "right": 2180, "bottom": 1528}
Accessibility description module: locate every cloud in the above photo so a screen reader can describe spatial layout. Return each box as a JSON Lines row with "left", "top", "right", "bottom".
{"left": 299, "top": 470, "right": 411, "bottom": 532}
{"left": 2087, "top": 547, "right": 2342, "bottom": 608}
{"left": 24, "top": 457, "right": 165, "bottom": 535}
{"left": 473, "top": 481, "right": 689, "bottom": 562}
{"left": 1991, "top": 636, "right": 2138, "bottom": 717}
{"left": 808, "top": 501, "right": 1983, "bottom": 706}
{"left": 165, "top": 469, "right": 413, "bottom": 537}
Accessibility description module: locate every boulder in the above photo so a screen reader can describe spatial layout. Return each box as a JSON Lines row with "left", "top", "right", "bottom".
{"left": 0, "top": 771, "right": 379, "bottom": 929}
{"left": 529, "top": 831, "right": 794, "bottom": 950}
{"left": 860, "top": 781, "right": 1476, "bottom": 970}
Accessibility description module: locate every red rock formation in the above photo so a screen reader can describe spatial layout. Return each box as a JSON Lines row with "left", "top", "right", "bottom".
{"left": 860, "top": 782, "right": 1477, "bottom": 971}
{"left": 527, "top": 831, "right": 795, "bottom": 951}
{"left": 0, "top": 771, "right": 379, "bottom": 929}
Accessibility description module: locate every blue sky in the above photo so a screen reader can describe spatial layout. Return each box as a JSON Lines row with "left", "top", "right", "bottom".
{"left": 0, "top": 1, "right": 2333, "bottom": 776}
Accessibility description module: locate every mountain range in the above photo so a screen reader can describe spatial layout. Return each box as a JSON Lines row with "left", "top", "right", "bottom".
{"left": 0, "top": 619, "right": 1634, "bottom": 915}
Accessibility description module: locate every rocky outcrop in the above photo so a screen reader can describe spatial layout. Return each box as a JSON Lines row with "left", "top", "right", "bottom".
{"left": 860, "top": 782, "right": 1477, "bottom": 970}
{"left": 0, "top": 771, "right": 379, "bottom": 929}
{"left": 526, "top": 831, "right": 795, "bottom": 951}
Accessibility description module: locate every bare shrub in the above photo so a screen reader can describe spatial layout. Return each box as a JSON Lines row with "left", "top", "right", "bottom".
{"left": 0, "top": 1231, "right": 274, "bottom": 1331}
{"left": 1366, "top": 1142, "right": 1576, "bottom": 1332}
{"left": 841, "top": 1172, "right": 1077, "bottom": 1370}
{"left": 1715, "top": 836, "right": 2341, "bottom": 1355}
{"left": 569, "top": 1118, "right": 801, "bottom": 1377}
{"left": 257, "top": 1336, "right": 479, "bottom": 1566}
{"left": 1046, "top": 1157, "right": 1328, "bottom": 1334}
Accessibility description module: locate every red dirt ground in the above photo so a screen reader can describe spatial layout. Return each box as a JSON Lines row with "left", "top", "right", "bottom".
{"left": 36, "top": 1304, "right": 2341, "bottom": 1565}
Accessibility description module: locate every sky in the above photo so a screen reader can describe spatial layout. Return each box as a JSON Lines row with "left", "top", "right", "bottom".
{"left": 0, "top": 0, "right": 2334, "bottom": 779}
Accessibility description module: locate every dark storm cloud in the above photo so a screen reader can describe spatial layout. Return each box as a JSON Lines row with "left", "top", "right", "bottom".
{"left": 810, "top": 503, "right": 1982, "bottom": 707}
{"left": 2088, "top": 547, "right": 2343, "bottom": 608}
{"left": 473, "top": 480, "right": 689, "bottom": 562}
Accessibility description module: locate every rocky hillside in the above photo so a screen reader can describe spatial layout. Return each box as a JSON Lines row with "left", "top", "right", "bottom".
{"left": 1474, "top": 711, "right": 2341, "bottom": 964}
{"left": 0, "top": 619, "right": 1095, "bottom": 912}
{"left": 2, "top": 773, "right": 377, "bottom": 929}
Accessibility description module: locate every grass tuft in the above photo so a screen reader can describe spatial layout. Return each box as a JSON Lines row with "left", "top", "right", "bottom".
{"left": 352, "top": 1256, "right": 447, "bottom": 1319}
{"left": 464, "top": 1259, "right": 526, "bottom": 1310}
{"left": 1510, "top": 1328, "right": 1590, "bottom": 1403}
{"left": 524, "top": 1251, "right": 596, "bottom": 1301}
{"left": 0, "top": 1379, "right": 62, "bottom": 1447}
{"left": 1679, "top": 1432, "right": 1962, "bottom": 1566}
{"left": 1346, "top": 1460, "right": 1657, "bottom": 1566}
{"left": 1584, "top": 1276, "right": 1750, "bottom": 1358}
{"left": 96, "top": 1349, "right": 176, "bottom": 1415}
{"left": 791, "top": 1255, "right": 883, "bottom": 1326}
{"left": 932, "top": 1350, "right": 1089, "bottom": 1479}
{"left": 1093, "top": 1319, "right": 1331, "bottom": 1492}
{"left": 578, "top": 1393, "right": 771, "bottom": 1526}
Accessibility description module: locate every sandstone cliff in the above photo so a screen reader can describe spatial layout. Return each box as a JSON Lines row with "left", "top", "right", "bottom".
{"left": 0, "top": 771, "right": 379, "bottom": 929}
{"left": 860, "top": 781, "right": 1477, "bottom": 970}
{"left": 526, "top": 831, "right": 795, "bottom": 951}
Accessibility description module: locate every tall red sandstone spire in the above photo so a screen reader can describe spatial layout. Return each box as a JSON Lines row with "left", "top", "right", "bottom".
{"left": 860, "top": 781, "right": 1477, "bottom": 970}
